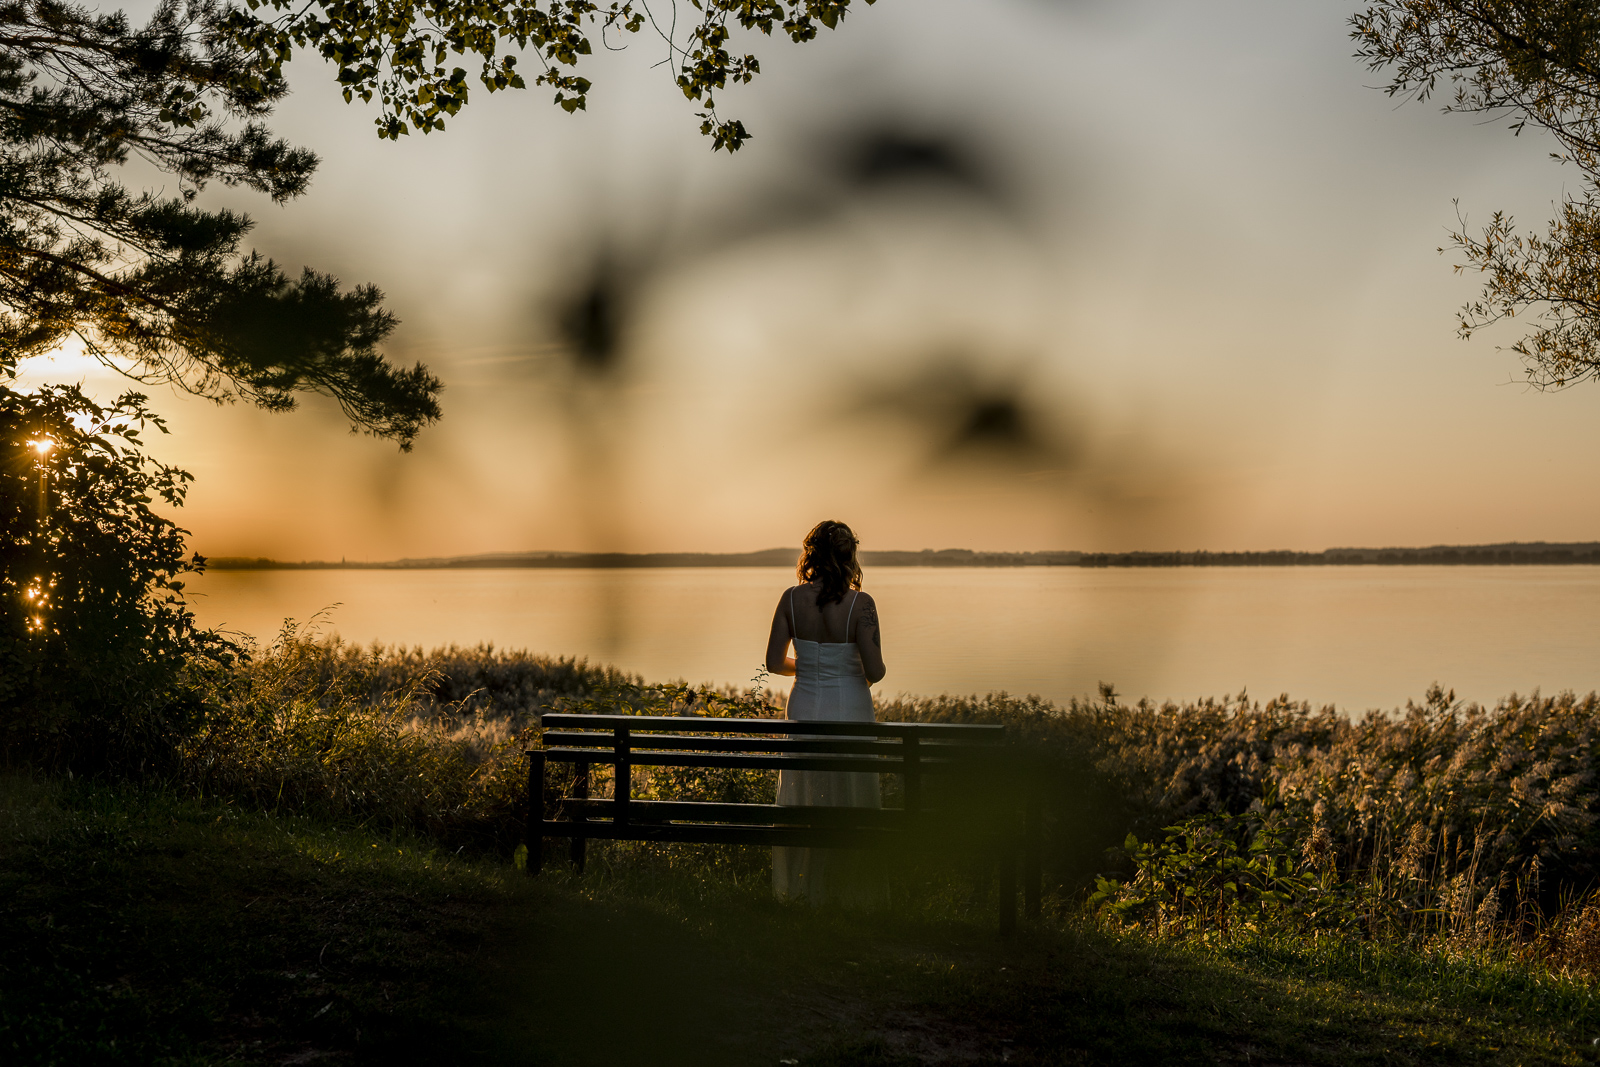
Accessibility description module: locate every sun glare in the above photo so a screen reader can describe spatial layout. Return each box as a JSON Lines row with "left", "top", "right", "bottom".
{"left": 27, "top": 438, "right": 53, "bottom": 456}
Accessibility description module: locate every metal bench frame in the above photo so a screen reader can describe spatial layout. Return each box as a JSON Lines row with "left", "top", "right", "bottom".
{"left": 524, "top": 713, "right": 1043, "bottom": 932}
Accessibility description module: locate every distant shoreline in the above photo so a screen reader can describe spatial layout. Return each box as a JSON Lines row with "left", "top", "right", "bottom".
{"left": 205, "top": 542, "right": 1600, "bottom": 570}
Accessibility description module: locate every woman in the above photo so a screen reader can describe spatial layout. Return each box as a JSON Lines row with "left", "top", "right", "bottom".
{"left": 764, "top": 519, "right": 887, "bottom": 906}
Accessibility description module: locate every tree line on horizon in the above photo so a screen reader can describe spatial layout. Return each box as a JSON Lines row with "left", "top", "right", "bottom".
{"left": 203, "top": 541, "right": 1600, "bottom": 570}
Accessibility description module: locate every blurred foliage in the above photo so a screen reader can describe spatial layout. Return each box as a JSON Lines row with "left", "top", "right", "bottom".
{"left": 0, "top": 383, "right": 232, "bottom": 773}
{"left": 1, "top": 0, "right": 870, "bottom": 458}
{"left": 0, "top": 0, "right": 871, "bottom": 780}
{"left": 1354, "top": 2, "right": 1600, "bottom": 389}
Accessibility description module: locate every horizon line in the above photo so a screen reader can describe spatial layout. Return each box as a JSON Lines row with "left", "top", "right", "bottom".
{"left": 202, "top": 540, "right": 1600, "bottom": 571}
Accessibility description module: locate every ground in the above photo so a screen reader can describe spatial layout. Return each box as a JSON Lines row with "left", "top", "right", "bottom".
{"left": 3, "top": 776, "right": 1599, "bottom": 1065}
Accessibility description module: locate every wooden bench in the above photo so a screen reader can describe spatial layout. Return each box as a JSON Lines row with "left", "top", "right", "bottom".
{"left": 524, "top": 713, "right": 1043, "bottom": 932}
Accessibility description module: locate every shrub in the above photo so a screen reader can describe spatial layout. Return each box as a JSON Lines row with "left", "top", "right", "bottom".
{"left": 0, "top": 383, "right": 231, "bottom": 774}
{"left": 1088, "top": 808, "right": 1319, "bottom": 932}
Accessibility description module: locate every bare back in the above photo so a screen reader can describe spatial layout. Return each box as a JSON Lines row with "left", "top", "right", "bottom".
{"left": 766, "top": 582, "right": 886, "bottom": 684}
{"left": 788, "top": 584, "right": 862, "bottom": 643}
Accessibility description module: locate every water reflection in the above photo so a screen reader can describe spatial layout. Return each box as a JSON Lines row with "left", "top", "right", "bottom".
{"left": 186, "top": 566, "right": 1600, "bottom": 712}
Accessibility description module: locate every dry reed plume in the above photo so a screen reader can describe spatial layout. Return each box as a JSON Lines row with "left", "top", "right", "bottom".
{"left": 172, "top": 631, "right": 1600, "bottom": 973}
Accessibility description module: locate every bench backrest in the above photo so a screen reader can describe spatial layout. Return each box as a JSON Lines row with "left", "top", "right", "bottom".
{"left": 540, "top": 713, "right": 1004, "bottom": 771}
{"left": 539, "top": 713, "right": 1006, "bottom": 813}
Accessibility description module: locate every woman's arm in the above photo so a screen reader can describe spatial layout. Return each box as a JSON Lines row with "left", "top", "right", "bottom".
{"left": 765, "top": 589, "right": 797, "bottom": 676}
{"left": 853, "top": 592, "right": 886, "bottom": 684}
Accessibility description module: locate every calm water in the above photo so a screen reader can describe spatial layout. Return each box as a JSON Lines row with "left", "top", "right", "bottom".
{"left": 185, "top": 566, "right": 1600, "bottom": 712}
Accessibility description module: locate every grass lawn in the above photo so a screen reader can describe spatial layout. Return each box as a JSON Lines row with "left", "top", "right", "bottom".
{"left": 0, "top": 773, "right": 507, "bottom": 1065}
{"left": 4, "top": 773, "right": 1600, "bottom": 1065}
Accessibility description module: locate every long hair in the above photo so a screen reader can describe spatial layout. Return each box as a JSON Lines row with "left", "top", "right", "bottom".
{"left": 797, "top": 520, "right": 862, "bottom": 607}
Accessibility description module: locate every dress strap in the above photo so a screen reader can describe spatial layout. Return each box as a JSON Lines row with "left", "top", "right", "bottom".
{"left": 788, "top": 587, "right": 797, "bottom": 637}
{"left": 843, "top": 590, "right": 860, "bottom": 642}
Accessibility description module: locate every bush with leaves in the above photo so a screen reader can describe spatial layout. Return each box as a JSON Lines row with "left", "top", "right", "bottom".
{"left": 0, "top": 381, "right": 232, "bottom": 773}
{"left": 1088, "top": 807, "right": 1323, "bottom": 934}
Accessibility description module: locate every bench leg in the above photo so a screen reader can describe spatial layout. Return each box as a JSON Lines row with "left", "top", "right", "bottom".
{"left": 998, "top": 845, "right": 1017, "bottom": 937}
{"left": 571, "top": 763, "right": 589, "bottom": 874}
{"left": 1024, "top": 791, "right": 1042, "bottom": 920}
{"left": 525, "top": 752, "right": 545, "bottom": 877}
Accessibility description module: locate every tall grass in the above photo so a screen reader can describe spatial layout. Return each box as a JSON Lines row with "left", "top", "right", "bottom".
{"left": 169, "top": 630, "right": 1600, "bottom": 974}
{"left": 175, "top": 623, "right": 784, "bottom": 849}
{"left": 883, "top": 683, "right": 1600, "bottom": 885}
{"left": 178, "top": 623, "right": 536, "bottom": 847}
{"left": 882, "top": 682, "right": 1600, "bottom": 975}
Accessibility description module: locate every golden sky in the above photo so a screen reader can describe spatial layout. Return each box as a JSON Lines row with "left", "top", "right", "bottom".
{"left": 20, "top": 0, "right": 1600, "bottom": 560}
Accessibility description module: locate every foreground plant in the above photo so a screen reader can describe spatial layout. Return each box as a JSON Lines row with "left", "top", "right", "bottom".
{"left": 0, "top": 384, "right": 231, "bottom": 773}
{"left": 182, "top": 622, "right": 531, "bottom": 844}
{"left": 176, "top": 628, "right": 780, "bottom": 847}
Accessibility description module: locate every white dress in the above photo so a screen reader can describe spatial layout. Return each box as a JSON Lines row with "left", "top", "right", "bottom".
{"left": 772, "top": 589, "right": 885, "bottom": 907}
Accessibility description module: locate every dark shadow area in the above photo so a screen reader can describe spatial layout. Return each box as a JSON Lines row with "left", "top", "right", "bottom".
{"left": 9, "top": 776, "right": 1600, "bottom": 1066}
{"left": 455, "top": 884, "right": 784, "bottom": 1067}
{"left": 448, "top": 858, "right": 1600, "bottom": 1067}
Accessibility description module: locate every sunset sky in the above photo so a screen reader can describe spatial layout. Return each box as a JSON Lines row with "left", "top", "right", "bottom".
{"left": 19, "top": 0, "right": 1600, "bottom": 560}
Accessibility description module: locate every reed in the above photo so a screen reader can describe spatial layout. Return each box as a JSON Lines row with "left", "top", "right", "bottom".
{"left": 882, "top": 682, "right": 1600, "bottom": 977}
{"left": 175, "top": 623, "right": 786, "bottom": 850}
{"left": 173, "top": 629, "right": 1600, "bottom": 975}
{"left": 177, "top": 622, "right": 535, "bottom": 848}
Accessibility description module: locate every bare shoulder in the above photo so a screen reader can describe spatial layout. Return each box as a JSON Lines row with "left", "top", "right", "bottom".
{"left": 855, "top": 591, "right": 880, "bottom": 618}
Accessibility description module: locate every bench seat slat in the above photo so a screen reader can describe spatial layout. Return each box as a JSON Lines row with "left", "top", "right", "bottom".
{"left": 541, "top": 748, "right": 1002, "bottom": 773}
{"left": 562, "top": 798, "right": 911, "bottom": 827}
{"left": 534, "top": 821, "right": 990, "bottom": 849}
{"left": 541, "top": 732, "right": 898, "bottom": 755}
{"left": 539, "top": 733, "right": 1003, "bottom": 758}
{"left": 541, "top": 748, "right": 924, "bottom": 773}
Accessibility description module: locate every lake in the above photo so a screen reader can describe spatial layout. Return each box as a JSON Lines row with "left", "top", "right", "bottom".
{"left": 185, "top": 566, "right": 1600, "bottom": 712}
